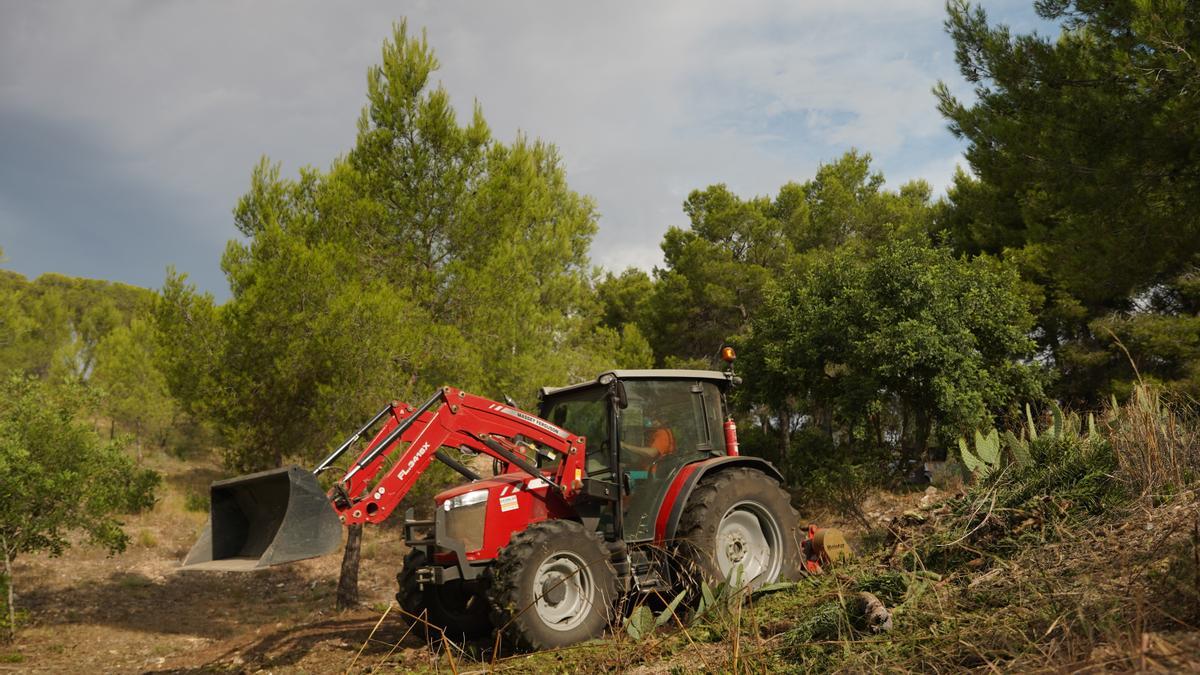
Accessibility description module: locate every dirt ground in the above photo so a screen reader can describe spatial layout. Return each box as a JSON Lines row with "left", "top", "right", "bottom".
{"left": 1, "top": 454, "right": 435, "bottom": 674}
{"left": 0, "top": 454, "right": 930, "bottom": 674}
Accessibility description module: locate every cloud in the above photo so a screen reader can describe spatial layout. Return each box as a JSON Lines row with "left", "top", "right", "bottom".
{"left": 0, "top": 1, "right": 1036, "bottom": 294}
{"left": 0, "top": 106, "right": 226, "bottom": 290}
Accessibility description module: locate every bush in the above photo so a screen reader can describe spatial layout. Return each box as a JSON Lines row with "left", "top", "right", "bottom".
{"left": 801, "top": 449, "right": 887, "bottom": 527}
{"left": 0, "top": 375, "right": 159, "bottom": 640}
{"left": 183, "top": 491, "right": 210, "bottom": 513}
{"left": 991, "top": 433, "right": 1121, "bottom": 516}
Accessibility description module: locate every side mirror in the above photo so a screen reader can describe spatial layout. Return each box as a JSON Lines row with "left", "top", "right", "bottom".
{"left": 613, "top": 380, "right": 628, "bottom": 409}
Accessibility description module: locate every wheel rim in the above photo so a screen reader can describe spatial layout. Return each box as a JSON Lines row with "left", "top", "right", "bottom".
{"left": 715, "top": 500, "right": 783, "bottom": 587}
{"left": 533, "top": 551, "right": 595, "bottom": 631}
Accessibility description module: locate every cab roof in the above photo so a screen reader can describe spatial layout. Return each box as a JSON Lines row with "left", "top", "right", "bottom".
{"left": 538, "top": 369, "right": 732, "bottom": 399}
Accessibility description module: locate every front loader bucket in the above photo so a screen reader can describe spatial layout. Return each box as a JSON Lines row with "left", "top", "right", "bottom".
{"left": 180, "top": 465, "right": 343, "bottom": 571}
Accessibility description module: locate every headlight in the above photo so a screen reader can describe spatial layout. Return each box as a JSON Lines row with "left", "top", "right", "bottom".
{"left": 444, "top": 488, "right": 489, "bottom": 511}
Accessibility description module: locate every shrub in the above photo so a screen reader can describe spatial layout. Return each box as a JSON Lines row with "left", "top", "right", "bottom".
{"left": 0, "top": 376, "right": 159, "bottom": 641}
{"left": 803, "top": 452, "right": 885, "bottom": 527}
{"left": 183, "top": 491, "right": 210, "bottom": 513}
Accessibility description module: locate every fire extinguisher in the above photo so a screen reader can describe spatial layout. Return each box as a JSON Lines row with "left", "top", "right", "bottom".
{"left": 724, "top": 417, "right": 739, "bottom": 456}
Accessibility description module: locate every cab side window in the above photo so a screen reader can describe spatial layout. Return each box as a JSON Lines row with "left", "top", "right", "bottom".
{"left": 542, "top": 390, "right": 610, "bottom": 476}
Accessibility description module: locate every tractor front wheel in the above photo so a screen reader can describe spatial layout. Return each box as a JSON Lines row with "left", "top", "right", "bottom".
{"left": 675, "top": 467, "right": 805, "bottom": 589}
{"left": 396, "top": 549, "right": 492, "bottom": 643}
{"left": 487, "top": 520, "right": 618, "bottom": 651}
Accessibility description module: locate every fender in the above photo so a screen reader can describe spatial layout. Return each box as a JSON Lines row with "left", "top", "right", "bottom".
{"left": 653, "top": 455, "right": 785, "bottom": 544}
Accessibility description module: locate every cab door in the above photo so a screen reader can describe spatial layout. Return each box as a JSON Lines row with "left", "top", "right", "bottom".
{"left": 616, "top": 379, "right": 727, "bottom": 541}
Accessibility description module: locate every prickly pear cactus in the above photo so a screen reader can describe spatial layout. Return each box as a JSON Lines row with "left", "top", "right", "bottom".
{"left": 1004, "top": 429, "right": 1031, "bottom": 467}
{"left": 976, "top": 429, "right": 1001, "bottom": 465}
{"left": 1049, "top": 401, "right": 1064, "bottom": 438}
{"left": 959, "top": 428, "right": 1002, "bottom": 479}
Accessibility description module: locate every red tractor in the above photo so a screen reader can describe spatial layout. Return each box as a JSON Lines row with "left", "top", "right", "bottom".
{"left": 182, "top": 367, "right": 848, "bottom": 650}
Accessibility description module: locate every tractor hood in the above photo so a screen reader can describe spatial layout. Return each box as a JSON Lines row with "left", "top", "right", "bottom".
{"left": 432, "top": 472, "right": 563, "bottom": 562}
{"left": 434, "top": 473, "right": 542, "bottom": 508}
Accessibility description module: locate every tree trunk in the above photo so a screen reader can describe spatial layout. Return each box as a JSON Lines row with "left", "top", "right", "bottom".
{"left": 821, "top": 402, "right": 834, "bottom": 443}
{"left": 336, "top": 524, "right": 363, "bottom": 610}
{"left": 2, "top": 537, "right": 14, "bottom": 643}
{"left": 778, "top": 402, "right": 792, "bottom": 480}
{"left": 914, "top": 408, "right": 931, "bottom": 464}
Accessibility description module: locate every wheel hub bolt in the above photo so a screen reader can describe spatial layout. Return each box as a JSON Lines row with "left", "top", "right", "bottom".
{"left": 726, "top": 534, "right": 746, "bottom": 562}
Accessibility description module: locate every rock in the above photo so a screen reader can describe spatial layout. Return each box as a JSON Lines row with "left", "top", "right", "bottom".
{"left": 918, "top": 486, "right": 940, "bottom": 509}
{"left": 852, "top": 592, "right": 893, "bottom": 634}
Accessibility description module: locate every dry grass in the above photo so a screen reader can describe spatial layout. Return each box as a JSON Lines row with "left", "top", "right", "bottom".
{"left": 1106, "top": 383, "right": 1200, "bottom": 495}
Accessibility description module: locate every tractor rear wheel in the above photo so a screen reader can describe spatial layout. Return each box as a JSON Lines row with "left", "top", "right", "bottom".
{"left": 675, "top": 467, "right": 804, "bottom": 589}
{"left": 396, "top": 549, "right": 492, "bottom": 643}
{"left": 487, "top": 520, "right": 618, "bottom": 651}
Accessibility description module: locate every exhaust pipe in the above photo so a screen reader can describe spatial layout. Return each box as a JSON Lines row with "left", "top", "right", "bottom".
{"left": 181, "top": 466, "right": 343, "bottom": 571}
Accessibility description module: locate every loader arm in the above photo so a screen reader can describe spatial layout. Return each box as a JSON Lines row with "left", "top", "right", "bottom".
{"left": 326, "top": 386, "right": 588, "bottom": 526}
{"left": 182, "top": 386, "right": 589, "bottom": 571}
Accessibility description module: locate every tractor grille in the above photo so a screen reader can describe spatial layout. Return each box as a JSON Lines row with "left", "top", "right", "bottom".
{"left": 444, "top": 502, "right": 486, "bottom": 553}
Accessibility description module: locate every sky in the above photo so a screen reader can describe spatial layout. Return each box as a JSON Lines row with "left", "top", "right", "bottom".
{"left": 0, "top": 1, "right": 1049, "bottom": 297}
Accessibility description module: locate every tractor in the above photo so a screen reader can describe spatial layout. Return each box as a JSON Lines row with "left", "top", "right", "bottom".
{"left": 182, "top": 363, "right": 848, "bottom": 650}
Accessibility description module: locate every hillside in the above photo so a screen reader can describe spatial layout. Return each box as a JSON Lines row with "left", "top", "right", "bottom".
{"left": 4, "top": 387, "right": 1198, "bottom": 673}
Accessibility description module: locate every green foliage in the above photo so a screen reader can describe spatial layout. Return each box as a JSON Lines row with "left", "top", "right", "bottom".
{"left": 624, "top": 605, "right": 655, "bottom": 641}
{"left": 0, "top": 376, "right": 159, "bottom": 556}
{"left": 91, "top": 317, "right": 176, "bottom": 447}
{"left": 689, "top": 577, "right": 744, "bottom": 626}
{"left": 742, "top": 237, "right": 1042, "bottom": 474}
{"left": 183, "top": 491, "right": 210, "bottom": 513}
{"left": 153, "top": 269, "right": 223, "bottom": 420}
{"left": 995, "top": 434, "right": 1119, "bottom": 517}
{"left": 784, "top": 597, "right": 848, "bottom": 645}
{"left": 595, "top": 268, "right": 654, "bottom": 332}
{"left": 0, "top": 376, "right": 158, "bottom": 639}
{"left": 917, "top": 429, "right": 1122, "bottom": 574}
{"left": 964, "top": 401, "right": 1100, "bottom": 482}
{"left": 802, "top": 451, "right": 883, "bottom": 526}
{"left": 936, "top": 1, "right": 1200, "bottom": 402}
{"left": 0, "top": 257, "right": 176, "bottom": 465}
{"left": 159, "top": 217, "right": 428, "bottom": 472}
{"left": 0, "top": 268, "right": 153, "bottom": 380}
{"left": 1092, "top": 300, "right": 1200, "bottom": 399}
{"left": 638, "top": 151, "right": 936, "bottom": 367}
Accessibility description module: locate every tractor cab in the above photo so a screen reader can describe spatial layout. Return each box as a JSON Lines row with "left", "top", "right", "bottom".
{"left": 538, "top": 370, "right": 734, "bottom": 542}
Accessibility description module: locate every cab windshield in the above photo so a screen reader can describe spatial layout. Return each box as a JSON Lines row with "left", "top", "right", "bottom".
{"left": 539, "top": 386, "right": 612, "bottom": 477}
{"left": 540, "top": 377, "right": 729, "bottom": 542}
